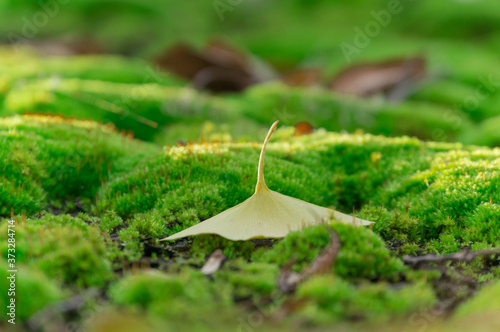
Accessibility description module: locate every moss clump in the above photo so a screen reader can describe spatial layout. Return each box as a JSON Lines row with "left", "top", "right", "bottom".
{"left": 97, "top": 130, "right": 436, "bottom": 236}
{"left": 96, "top": 142, "right": 336, "bottom": 228}
{"left": 256, "top": 223, "right": 405, "bottom": 281}
{"left": 154, "top": 119, "right": 267, "bottom": 146}
{"left": 97, "top": 210, "right": 124, "bottom": 234}
{"left": 454, "top": 281, "right": 500, "bottom": 318}
{"left": 237, "top": 82, "right": 470, "bottom": 142}
{"left": 93, "top": 128, "right": 499, "bottom": 259}
{"left": 0, "top": 214, "right": 114, "bottom": 288}
{"left": 109, "top": 270, "right": 234, "bottom": 319}
{"left": 0, "top": 114, "right": 158, "bottom": 217}
{"left": 296, "top": 276, "right": 436, "bottom": 323}
{"left": 215, "top": 260, "right": 279, "bottom": 299}
{"left": 190, "top": 235, "right": 256, "bottom": 260}
{"left": 4, "top": 78, "right": 233, "bottom": 140}
{"left": 0, "top": 260, "right": 64, "bottom": 322}
{"left": 0, "top": 48, "right": 179, "bottom": 87}
{"left": 461, "top": 115, "right": 500, "bottom": 147}
{"left": 361, "top": 148, "right": 500, "bottom": 254}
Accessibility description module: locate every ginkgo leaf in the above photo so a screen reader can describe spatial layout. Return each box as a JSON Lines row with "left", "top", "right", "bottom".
{"left": 162, "top": 121, "right": 374, "bottom": 241}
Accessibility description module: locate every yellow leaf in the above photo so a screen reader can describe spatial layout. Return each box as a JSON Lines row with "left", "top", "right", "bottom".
{"left": 162, "top": 121, "right": 373, "bottom": 241}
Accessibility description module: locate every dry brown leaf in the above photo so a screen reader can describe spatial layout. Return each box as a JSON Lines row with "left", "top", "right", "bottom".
{"left": 330, "top": 56, "right": 426, "bottom": 101}
{"left": 156, "top": 39, "right": 257, "bottom": 93}
{"left": 155, "top": 43, "right": 212, "bottom": 80}
{"left": 203, "top": 38, "right": 250, "bottom": 73}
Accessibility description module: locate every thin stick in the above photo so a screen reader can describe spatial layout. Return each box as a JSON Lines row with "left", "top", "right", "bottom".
{"left": 403, "top": 247, "right": 500, "bottom": 268}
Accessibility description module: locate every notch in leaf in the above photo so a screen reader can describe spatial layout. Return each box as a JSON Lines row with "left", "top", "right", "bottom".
{"left": 162, "top": 121, "right": 373, "bottom": 241}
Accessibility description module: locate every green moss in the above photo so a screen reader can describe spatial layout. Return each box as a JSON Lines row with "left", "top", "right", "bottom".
{"left": 190, "top": 235, "right": 256, "bottom": 260}
{"left": 0, "top": 260, "right": 64, "bottom": 322}
{"left": 154, "top": 119, "right": 267, "bottom": 146}
{"left": 90, "top": 127, "right": 500, "bottom": 261}
{"left": 296, "top": 276, "right": 436, "bottom": 323}
{"left": 454, "top": 281, "right": 500, "bottom": 318}
{"left": 99, "top": 210, "right": 124, "bottom": 234}
{"left": 461, "top": 115, "right": 500, "bottom": 147}
{"left": 215, "top": 260, "right": 279, "bottom": 299}
{"left": 97, "top": 130, "right": 435, "bottom": 233}
{"left": 361, "top": 148, "right": 500, "bottom": 254}
{"left": 256, "top": 223, "right": 405, "bottom": 281}
{"left": 0, "top": 114, "right": 158, "bottom": 217}
{"left": 237, "top": 82, "right": 471, "bottom": 142}
{"left": 109, "top": 269, "right": 234, "bottom": 318}
{"left": 4, "top": 78, "right": 233, "bottom": 141}
{"left": 0, "top": 48, "right": 179, "bottom": 87}
{"left": 0, "top": 214, "right": 114, "bottom": 288}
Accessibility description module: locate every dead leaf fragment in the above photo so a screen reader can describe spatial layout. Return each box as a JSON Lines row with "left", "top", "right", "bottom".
{"left": 294, "top": 121, "right": 314, "bottom": 136}
{"left": 201, "top": 249, "right": 226, "bottom": 275}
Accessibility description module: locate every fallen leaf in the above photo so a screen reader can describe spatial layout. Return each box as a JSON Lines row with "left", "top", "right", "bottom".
{"left": 330, "top": 56, "right": 426, "bottom": 101}
{"left": 191, "top": 66, "right": 255, "bottom": 93}
{"left": 201, "top": 249, "right": 226, "bottom": 275}
{"left": 155, "top": 43, "right": 213, "bottom": 80}
{"left": 203, "top": 38, "right": 250, "bottom": 73}
{"left": 162, "top": 121, "right": 373, "bottom": 241}
{"left": 156, "top": 39, "right": 257, "bottom": 93}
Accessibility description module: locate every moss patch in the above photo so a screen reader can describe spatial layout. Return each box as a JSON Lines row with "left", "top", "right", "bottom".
{"left": 0, "top": 114, "right": 158, "bottom": 217}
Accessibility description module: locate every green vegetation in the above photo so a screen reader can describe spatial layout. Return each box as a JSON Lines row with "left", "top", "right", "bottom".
{"left": 1, "top": 114, "right": 499, "bottom": 330}
{"left": 256, "top": 223, "right": 405, "bottom": 281}
{"left": 0, "top": 214, "right": 114, "bottom": 288}
{"left": 0, "top": 260, "right": 64, "bottom": 321}
{"left": 0, "top": 114, "right": 158, "bottom": 216}
{"left": 454, "top": 280, "right": 500, "bottom": 317}
{"left": 2, "top": 0, "right": 500, "bottom": 331}
{"left": 296, "top": 277, "right": 435, "bottom": 323}
{"left": 361, "top": 148, "right": 500, "bottom": 254}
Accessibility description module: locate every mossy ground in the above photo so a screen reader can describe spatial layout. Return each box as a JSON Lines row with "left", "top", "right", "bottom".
{"left": 1, "top": 114, "right": 499, "bottom": 331}
{"left": 2, "top": 1, "right": 500, "bottom": 330}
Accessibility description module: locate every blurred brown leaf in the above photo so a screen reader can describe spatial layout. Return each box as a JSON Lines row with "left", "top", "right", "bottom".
{"left": 204, "top": 38, "right": 250, "bottom": 73}
{"left": 156, "top": 38, "right": 258, "bottom": 93}
{"left": 330, "top": 56, "right": 426, "bottom": 101}
{"left": 156, "top": 43, "right": 213, "bottom": 80}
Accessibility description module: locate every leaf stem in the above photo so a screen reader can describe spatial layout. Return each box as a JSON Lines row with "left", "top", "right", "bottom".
{"left": 256, "top": 120, "right": 279, "bottom": 193}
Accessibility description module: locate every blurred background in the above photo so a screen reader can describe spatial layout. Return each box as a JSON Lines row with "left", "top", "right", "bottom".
{"left": 1, "top": 0, "right": 500, "bottom": 145}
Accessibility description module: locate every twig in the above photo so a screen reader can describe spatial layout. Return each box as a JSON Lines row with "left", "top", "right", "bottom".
{"left": 403, "top": 247, "right": 500, "bottom": 268}
{"left": 26, "top": 287, "right": 99, "bottom": 330}
{"left": 278, "top": 229, "right": 341, "bottom": 293}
